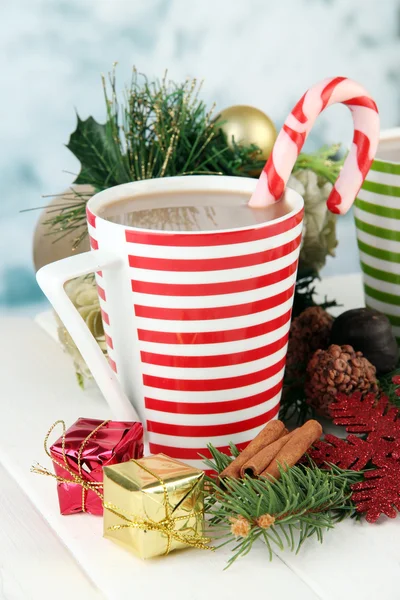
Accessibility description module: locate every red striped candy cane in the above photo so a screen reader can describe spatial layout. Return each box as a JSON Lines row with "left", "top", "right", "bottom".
{"left": 249, "top": 77, "right": 380, "bottom": 215}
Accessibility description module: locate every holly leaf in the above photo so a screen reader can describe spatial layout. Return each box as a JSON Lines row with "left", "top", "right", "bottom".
{"left": 67, "top": 114, "right": 130, "bottom": 189}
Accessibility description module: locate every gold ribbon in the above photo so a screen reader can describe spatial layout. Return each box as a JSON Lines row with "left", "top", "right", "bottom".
{"left": 104, "top": 459, "right": 213, "bottom": 554}
{"left": 31, "top": 419, "right": 109, "bottom": 511}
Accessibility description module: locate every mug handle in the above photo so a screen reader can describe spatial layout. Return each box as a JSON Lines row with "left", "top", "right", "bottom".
{"left": 36, "top": 250, "right": 140, "bottom": 421}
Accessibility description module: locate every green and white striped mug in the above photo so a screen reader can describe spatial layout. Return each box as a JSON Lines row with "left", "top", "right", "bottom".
{"left": 355, "top": 128, "right": 400, "bottom": 343}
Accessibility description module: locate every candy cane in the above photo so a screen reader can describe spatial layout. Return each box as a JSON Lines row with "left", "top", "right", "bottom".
{"left": 249, "top": 77, "right": 380, "bottom": 215}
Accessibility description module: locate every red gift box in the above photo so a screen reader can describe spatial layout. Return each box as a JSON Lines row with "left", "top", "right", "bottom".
{"left": 49, "top": 418, "right": 143, "bottom": 515}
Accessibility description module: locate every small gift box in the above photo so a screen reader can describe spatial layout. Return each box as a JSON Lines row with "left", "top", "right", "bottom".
{"left": 38, "top": 418, "right": 143, "bottom": 515}
{"left": 103, "top": 454, "right": 211, "bottom": 559}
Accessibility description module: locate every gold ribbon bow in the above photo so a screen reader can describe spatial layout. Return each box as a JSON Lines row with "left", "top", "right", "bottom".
{"left": 104, "top": 459, "right": 213, "bottom": 554}
{"left": 31, "top": 419, "right": 109, "bottom": 512}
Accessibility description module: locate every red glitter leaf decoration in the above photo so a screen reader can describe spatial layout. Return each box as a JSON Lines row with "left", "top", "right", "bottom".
{"left": 351, "top": 457, "right": 400, "bottom": 523}
{"left": 330, "top": 392, "right": 399, "bottom": 436}
{"left": 309, "top": 392, "right": 400, "bottom": 521}
{"left": 330, "top": 392, "right": 400, "bottom": 450}
{"left": 310, "top": 434, "right": 374, "bottom": 470}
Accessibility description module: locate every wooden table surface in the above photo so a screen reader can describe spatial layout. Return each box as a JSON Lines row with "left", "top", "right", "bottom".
{"left": 1, "top": 274, "right": 400, "bottom": 600}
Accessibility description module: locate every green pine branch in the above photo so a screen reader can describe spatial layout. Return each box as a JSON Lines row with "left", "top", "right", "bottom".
{"left": 40, "top": 189, "right": 92, "bottom": 246}
{"left": 204, "top": 444, "right": 362, "bottom": 567}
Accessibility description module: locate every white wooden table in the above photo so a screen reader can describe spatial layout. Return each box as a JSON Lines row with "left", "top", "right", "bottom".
{"left": 1, "top": 274, "right": 400, "bottom": 600}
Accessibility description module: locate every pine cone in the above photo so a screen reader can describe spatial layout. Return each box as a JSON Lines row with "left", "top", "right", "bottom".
{"left": 305, "top": 344, "right": 378, "bottom": 417}
{"left": 286, "top": 307, "right": 334, "bottom": 383}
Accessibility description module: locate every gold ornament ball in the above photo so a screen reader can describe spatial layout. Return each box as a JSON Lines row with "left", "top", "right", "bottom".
{"left": 214, "top": 105, "right": 277, "bottom": 169}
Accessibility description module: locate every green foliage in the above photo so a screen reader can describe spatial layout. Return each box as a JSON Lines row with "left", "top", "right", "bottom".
{"left": 291, "top": 269, "right": 340, "bottom": 319}
{"left": 293, "top": 144, "right": 344, "bottom": 185}
{"left": 204, "top": 444, "right": 362, "bottom": 567}
{"left": 68, "top": 116, "right": 129, "bottom": 188}
{"left": 40, "top": 188, "right": 92, "bottom": 246}
{"left": 378, "top": 365, "right": 400, "bottom": 410}
{"left": 279, "top": 380, "right": 313, "bottom": 425}
{"left": 46, "top": 68, "right": 263, "bottom": 247}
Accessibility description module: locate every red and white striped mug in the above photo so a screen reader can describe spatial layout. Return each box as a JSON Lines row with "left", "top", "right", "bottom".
{"left": 37, "top": 176, "right": 304, "bottom": 469}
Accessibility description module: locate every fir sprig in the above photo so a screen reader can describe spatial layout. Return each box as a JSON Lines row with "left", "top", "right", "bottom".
{"left": 39, "top": 189, "right": 93, "bottom": 246}
{"left": 204, "top": 444, "right": 362, "bottom": 567}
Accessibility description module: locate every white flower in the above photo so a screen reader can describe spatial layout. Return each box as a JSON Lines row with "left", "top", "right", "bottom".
{"left": 55, "top": 276, "right": 106, "bottom": 385}
{"left": 288, "top": 169, "right": 338, "bottom": 273}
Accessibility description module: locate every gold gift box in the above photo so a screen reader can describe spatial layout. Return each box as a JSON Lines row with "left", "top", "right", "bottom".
{"left": 103, "top": 453, "right": 207, "bottom": 559}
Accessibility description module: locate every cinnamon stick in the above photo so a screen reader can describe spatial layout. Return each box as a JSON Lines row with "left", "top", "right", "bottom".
{"left": 260, "top": 420, "right": 322, "bottom": 480}
{"left": 219, "top": 420, "right": 286, "bottom": 480}
{"left": 240, "top": 430, "right": 296, "bottom": 478}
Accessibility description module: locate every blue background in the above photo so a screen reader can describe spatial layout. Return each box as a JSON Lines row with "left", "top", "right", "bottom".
{"left": 1, "top": 0, "right": 399, "bottom": 315}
